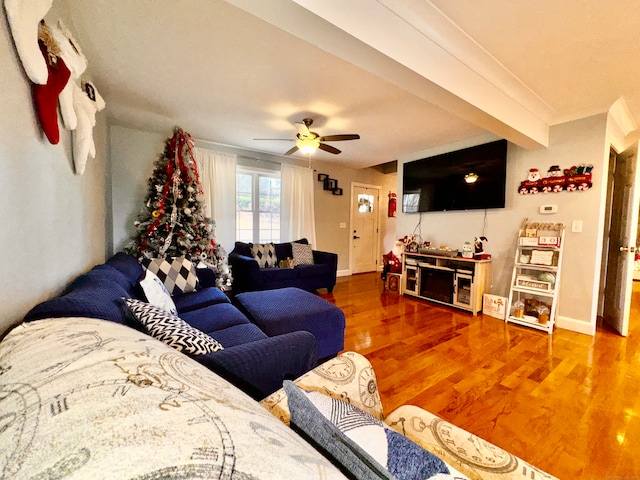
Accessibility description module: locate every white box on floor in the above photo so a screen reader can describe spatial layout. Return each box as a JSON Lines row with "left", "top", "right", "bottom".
{"left": 483, "top": 293, "right": 507, "bottom": 320}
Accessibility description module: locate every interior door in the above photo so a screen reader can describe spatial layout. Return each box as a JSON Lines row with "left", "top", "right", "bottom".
{"left": 351, "top": 185, "right": 380, "bottom": 274}
{"left": 603, "top": 145, "right": 640, "bottom": 336}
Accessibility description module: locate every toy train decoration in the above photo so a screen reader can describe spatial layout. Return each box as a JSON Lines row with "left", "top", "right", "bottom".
{"left": 518, "top": 164, "right": 593, "bottom": 195}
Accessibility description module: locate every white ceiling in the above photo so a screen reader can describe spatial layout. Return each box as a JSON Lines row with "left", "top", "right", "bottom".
{"left": 65, "top": 0, "right": 640, "bottom": 168}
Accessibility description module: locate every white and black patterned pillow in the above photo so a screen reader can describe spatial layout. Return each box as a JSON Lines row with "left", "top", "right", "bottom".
{"left": 291, "top": 242, "right": 314, "bottom": 266}
{"left": 142, "top": 256, "right": 199, "bottom": 295}
{"left": 250, "top": 243, "right": 277, "bottom": 268}
{"left": 138, "top": 269, "right": 178, "bottom": 314}
{"left": 124, "top": 298, "right": 223, "bottom": 355}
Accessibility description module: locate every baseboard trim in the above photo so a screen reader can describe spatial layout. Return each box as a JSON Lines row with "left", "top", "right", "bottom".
{"left": 556, "top": 315, "right": 595, "bottom": 336}
{"left": 337, "top": 269, "right": 351, "bottom": 277}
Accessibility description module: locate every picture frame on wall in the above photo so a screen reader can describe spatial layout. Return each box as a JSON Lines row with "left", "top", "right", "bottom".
{"left": 324, "top": 178, "right": 337, "bottom": 191}
{"left": 332, "top": 188, "right": 343, "bottom": 196}
{"left": 317, "top": 173, "right": 328, "bottom": 182}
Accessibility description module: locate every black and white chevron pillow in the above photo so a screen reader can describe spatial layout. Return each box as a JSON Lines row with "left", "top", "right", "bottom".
{"left": 124, "top": 298, "right": 223, "bottom": 355}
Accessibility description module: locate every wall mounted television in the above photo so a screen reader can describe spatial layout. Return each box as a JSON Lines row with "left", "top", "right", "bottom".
{"left": 402, "top": 139, "right": 507, "bottom": 213}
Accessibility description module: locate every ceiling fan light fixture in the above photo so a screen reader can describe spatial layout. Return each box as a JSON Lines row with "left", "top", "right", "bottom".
{"left": 297, "top": 137, "right": 320, "bottom": 155}
{"left": 464, "top": 173, "right": 478, "bottom": 183}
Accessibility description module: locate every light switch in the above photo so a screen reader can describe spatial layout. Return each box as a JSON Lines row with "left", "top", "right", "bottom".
{"left": 339, "top": 222, "right": 347, "bottom": 229}
{"left": 572, "top": 220, "right": 583, "bottom": 233}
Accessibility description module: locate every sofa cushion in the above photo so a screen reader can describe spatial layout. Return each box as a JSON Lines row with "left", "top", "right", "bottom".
{"left": 173, "top": 286, "right": 230, "bottom": 313}
{"left": 180, "top": 302, "right": 251, "bottom": 333}
{"left": 292, "top": 242, "right": 314, "bottom": 266}
{"left": 260, "top": 267, "right": 299, "bottom": 283}
{"left": 207, "top": 323, "right": 268, "bottom": 347}
{"left": 296, "top": 263, "right": 331, "bottom": 278}
{"left": 24, "top": 266, "right": 134, "bottom": 324}
{"left": 124, "top": 298, "right": 223, "bottom": 355}
{"left": 105, "top": 252, "right": 144, "bottom": 284}
{"left": 142, "top": 256, "right": 200, "bottom": 295}
{"left": 251, "top": 242, "right": 277, "bottom": 268}
{"left": 138, "top": 269, "right": 177, "bottom": 314}
{"left": 284, "top": 381, "right": 460, "bottom": 480}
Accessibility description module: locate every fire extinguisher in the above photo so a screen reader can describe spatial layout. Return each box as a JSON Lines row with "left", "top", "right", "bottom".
{"left": 388, "top": 192, "right": 397, "bottom": 217}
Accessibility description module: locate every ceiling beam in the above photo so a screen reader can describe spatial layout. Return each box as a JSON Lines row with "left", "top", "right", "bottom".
{"left": 225, "top": 0, "right": 553, "bottom": 149}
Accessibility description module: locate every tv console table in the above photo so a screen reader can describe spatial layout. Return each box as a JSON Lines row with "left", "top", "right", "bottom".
{"left": 402, "top": 252, "right": 491, "bottom": 315}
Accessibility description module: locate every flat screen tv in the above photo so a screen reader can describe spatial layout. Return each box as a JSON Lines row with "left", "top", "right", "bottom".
{"left": 402, "top": 139, "right": 507, "bottom": 213}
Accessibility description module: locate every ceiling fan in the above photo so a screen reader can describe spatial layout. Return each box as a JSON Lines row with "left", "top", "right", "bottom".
{"left": 255, "top": 118, "right": 360, "bottom": 155}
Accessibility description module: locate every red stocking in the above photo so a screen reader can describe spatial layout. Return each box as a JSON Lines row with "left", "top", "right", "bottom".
{"left": 31, "top": 39, "right": 70, "bottom": 144}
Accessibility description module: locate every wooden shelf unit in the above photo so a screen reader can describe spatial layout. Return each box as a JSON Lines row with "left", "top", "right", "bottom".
{"left": 506, "top": 219, "right": 565, "bottom": 334}
{"left": 402, "top": 252, "right": 491, "bottom": 315}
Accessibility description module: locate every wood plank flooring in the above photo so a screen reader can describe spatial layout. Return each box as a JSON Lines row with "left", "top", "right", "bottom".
{"left": 318, "top": 273, "right": 640, "bottom": 479}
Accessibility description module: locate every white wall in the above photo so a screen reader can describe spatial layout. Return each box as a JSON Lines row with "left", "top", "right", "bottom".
{"left": 396, "top": 115, "right": 609, "bottom": 334}
{"left": 0, "top": 5, "right": 107, "bottom": 334}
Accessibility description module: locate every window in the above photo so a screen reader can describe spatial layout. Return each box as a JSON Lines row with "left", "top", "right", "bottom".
{"left": 236, "top": 168, "right": 281, "bottom": 243}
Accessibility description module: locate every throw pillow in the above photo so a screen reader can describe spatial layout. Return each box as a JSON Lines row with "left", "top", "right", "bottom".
{"left": 138, "top": 269, "right": 178, "bottom": 315}
{"left": 141, "top": 256, "right": 199, "bottom": 295}
{"left": 123, "top": 298, "right": 223, "bottom": 355}
{"left": 291, "top": 242, "right": 314, "bottom": 266}
{"left": 250, "top": 242, "right": 277, "bottom": 268}
{"left": 284, "top": 381, "right": 463, "bottom": 480}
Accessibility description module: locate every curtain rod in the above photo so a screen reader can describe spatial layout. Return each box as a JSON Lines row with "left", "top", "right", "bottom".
{"left": 193, "top": 137, "right": 312, "bottom": 168}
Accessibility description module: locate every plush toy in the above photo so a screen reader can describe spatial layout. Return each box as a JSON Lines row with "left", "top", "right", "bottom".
{"left": 51, "top": 20, "right": 87, "bottom": 130}
{"left": 32, "top": 21, "right": 70, "bottom": 144}
{"left": 474, "top": 236, "right": 488, "bottom": 255}
{"left": 72, "top": 80, "right": 105, "bottom": 175}
{"left": 4, "top": 0, "right": 53, "bottom": 84}
{"left": 527, "top": 168, "right": 541, "bottom": 182}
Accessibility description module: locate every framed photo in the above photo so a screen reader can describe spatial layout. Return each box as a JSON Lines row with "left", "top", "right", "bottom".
{"left": 324, "top": 178, "right": 337, "bottom": 191}
{"left": 317, "top": 173, "right": 328, "bottom": 182}
{"left": 332, "top": 187, "right": 343, "bottom": 196}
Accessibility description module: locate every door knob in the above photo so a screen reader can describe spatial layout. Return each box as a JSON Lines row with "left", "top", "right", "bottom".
{"left": 620, "top": 246, "right": 636, "bottom": 252}
{"left": 353, "top": 235, "right": 360, "bottom": 239}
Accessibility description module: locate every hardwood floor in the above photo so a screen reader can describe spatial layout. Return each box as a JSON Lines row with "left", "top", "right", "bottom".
{"left": 318, "top": 273, "right": 640, "bottom": 479}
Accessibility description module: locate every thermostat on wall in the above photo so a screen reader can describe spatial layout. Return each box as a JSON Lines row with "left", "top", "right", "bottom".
{"left": 539, "top": 204, "right": 558, "bottom": 214}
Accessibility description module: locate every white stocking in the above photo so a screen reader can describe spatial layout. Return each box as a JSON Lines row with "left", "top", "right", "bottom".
{"left": 72, "top": 81, "right": 105, "bottom": 175}
{"left": 4, "top": 0, "right": 53, "bottom": 84}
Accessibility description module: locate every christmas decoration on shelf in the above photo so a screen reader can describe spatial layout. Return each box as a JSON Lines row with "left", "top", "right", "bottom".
{"left": 125, "top": 127, "right": 232, "bottom": 289}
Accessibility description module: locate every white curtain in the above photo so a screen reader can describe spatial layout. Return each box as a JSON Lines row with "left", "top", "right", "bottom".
{"left": 194, "top": 148, "right": 237, "bottom": 252}
{"left": 281, "top": 164, "right": 317, "bottom": 246}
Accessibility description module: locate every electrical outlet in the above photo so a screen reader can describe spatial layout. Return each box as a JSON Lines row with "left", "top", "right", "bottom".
{"left": 572, "top": 220, "right": 583, "bottom": 233}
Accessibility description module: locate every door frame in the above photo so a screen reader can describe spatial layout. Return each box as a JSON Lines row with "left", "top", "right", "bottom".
{"left": 349, "top": 182, "right": 382, "bottom": 275}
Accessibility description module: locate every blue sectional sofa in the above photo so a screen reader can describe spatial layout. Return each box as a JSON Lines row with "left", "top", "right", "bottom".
{"left": 24, "top": 252, "right": 318, "bottom": 399}
{"left": 229, "top": 239, "right": 337, "bottom": 293}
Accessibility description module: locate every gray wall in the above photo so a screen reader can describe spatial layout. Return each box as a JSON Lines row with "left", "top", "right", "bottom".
{"left": 397, "top": 115, "right": 610, "bottom": 333}
{"left": 0, "top": 4, "right": 107, "bottom": 334}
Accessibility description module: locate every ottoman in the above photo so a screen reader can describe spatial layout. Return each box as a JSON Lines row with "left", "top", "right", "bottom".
{"left": 234, "top": 287, "right": 345, "bottom": 360}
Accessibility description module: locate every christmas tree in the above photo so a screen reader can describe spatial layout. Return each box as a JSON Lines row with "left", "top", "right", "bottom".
{"left": 126, "top": 127, "right": 232, "bottom": 288}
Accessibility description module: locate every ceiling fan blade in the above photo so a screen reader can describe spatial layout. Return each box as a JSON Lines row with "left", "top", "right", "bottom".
{"left": 319, "top": 134, "right": 360, "bottom": 142}
{"left": 284, "top": 145, "right": 299, "bottom": 156}
{"left": 318, "top": 143, "right": 341, "bottom": 154}
{"left": 295, "top": 122, "right": 311, "bottom": 138}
